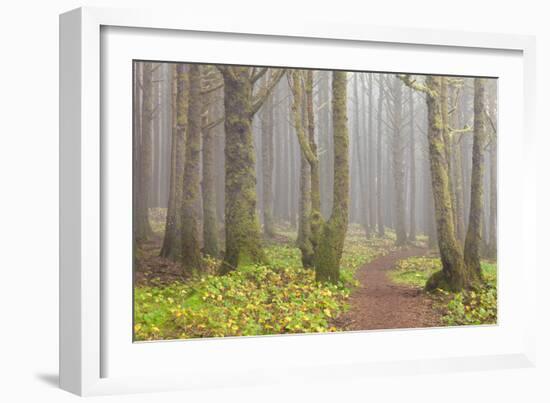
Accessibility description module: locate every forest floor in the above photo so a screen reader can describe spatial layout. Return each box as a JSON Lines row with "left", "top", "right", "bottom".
{"left": 133, "top": 213, "right": 496, "bottom": 340}
{"left": 333, "top": 247, "right": 442, "bottom": 331}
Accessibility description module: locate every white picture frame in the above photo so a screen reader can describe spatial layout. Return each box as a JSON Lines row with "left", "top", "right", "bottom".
{"left": 60, "top": 6, "right": 537, "bottom": 396}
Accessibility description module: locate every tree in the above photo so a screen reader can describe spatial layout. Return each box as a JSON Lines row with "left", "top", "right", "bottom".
{"left": 261, "top": 76, "right": 276, "bottom": 238}
{"left": 353, "top": 74, "right": 370, "bottom": 237}
{"left": 305, "top": 71, "right": 322, "bottom": 257}
{"left": 449, "top": 83, "right": 466, "bottom": 244}
{"left": 367, "top": 73, "right": 376, "bottom": 236}
{"left": 218, "top": 66, "right": 285, "bottom": 273}
{"left": 314, "top": 71, "right": 350, "bottom": 283}
{"left": 486, "top": 81, "right": 498, "bottom": 259}
{"left": 400, "top": 75, "right": 469, "bottom": 291}
{"left": 201, "top": 69, "right": 224, "bottom": 258}
{"left": 180, "top": 64, "right": 203, "bottom": 271}
{"left": 440, "top": 79, "right": 457, "bottom": 237}
{"left": 290, "top": 70, "right": 314, "bottom": 267}
{"left": 463, "top": 78, "right": 487, "bottom": 284}
{"left": 135, "top": 62, "right": 154, "bottom": 241}
{"left": 408, "top": 87, "right": 417, "bottom": 241}
{"left": 376, "top": 75, "right": 385, "bottom": 237}
{"left": 388, "top": 76, "right": 407, "bottom": 245}
{"left": 161, "top": 64, "right": 188, "bottom": 259}
{"left": 289, "top": 70, "right": 323, "bottom": 268}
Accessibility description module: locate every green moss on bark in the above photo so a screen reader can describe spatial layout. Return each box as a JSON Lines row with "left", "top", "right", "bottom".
{"left": 424, "top": 76, "right": 468, "bottom": 292}
{"left": 315, "top": 71, "right": 350, "bottom": 284}
{"left": 463, "top": 78, "right": 487, "bottom": 285}
{"left": 220, "top": 67, "right": 267, "bottom": 273}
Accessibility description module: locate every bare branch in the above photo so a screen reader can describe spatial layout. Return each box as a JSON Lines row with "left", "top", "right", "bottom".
{"left": 202, "top": 115, "right": 225, "bottom": 131}
{"left": 250, "top": 68, "right": 286, "bottom": 116}
{"left": 398, "top": 74, "right": 436, "bottom": 98}
{"left": 201, "top": 81, "right": 224, "bottom": 95}
{"left": 251, "top": 67, "right": 268, "bottom": 84}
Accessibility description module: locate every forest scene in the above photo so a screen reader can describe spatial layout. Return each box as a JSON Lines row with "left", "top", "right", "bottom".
{"left": 133, "top": 61, "right": 498, "bottom": 341}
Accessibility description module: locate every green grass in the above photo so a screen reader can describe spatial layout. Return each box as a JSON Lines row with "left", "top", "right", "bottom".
{"left": 134, "top": 226, "right": 394, "bottom": 341}
{"left": 388, "top": 256, "right": 442, "bottom": 287}
{"left": 389, "top": 256, "right": 496, "bottom": 288}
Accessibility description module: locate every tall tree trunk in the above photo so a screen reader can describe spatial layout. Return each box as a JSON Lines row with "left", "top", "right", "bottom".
{"left": 218, "top": 67, "right": 283, "bottom": 273}
{"left": 353, "top": 75, "right": 369, "bottom": 237}
{"left": 180, "top": 65, "right": 203, "bottom": 271}
{"left": 487, "top": 82, "right": 497, "bottom": 259}
{"left": 319, "top": 72, "right": 333, "bottom": 219}
{"left": 291, "top": 71, "right": 314, "bottom": 267}
{"left": 136, "top": 62, "right": 154, "bottom": 240}
{"left": 315, "top": 71, "right": 350, "bottom": 284}
{"left": 424, "top": 151, "right": 437, "bottom": 249}
{"left": 451, "top": 88, "right": 466, "bottom": 244}
{"left": 441, "top": 79, "right": 457, "bottom": 232}
{"left": 289, "top": 107, "right": 297, "bottom": 229}
{"left": 464, "top": 78, "right": 487, "bottom": 283}
{"left": 221, "top": 68, "right": 264, "bottom": 272}
{"left": 408, "top": 87, "right": 416, "bottom": 241}
{"left": 422, "top": 76, "right": 469, "bottom": 292}
{"left": 376, "top": 76, "right": 385, "bottom": 237}
{"left": 367, "top": 73, "right": 376, "bottom": 236}
{"left": 391, "top": 77, "right": 407, "bottom": 245}
{"left": 133, "top": 62, "right": 142, "bottom": 242}
{"left": 291, "top": 70, "right": 320, "bottom": 268}
{"left": 261, "top": 84, "right": 276, "bottom": 238}
{"left": 305, "top": 70, "right": 322, "bottom": 257}
{"left": 297, "top": 149, "right": 313, "bottom": 267}
{"left": 161, "top": 64, "right": 188, "bottom": 259}
{"left": 202, "top": 94, "right": 221, "bottom": 258}
{"left": 487, "top": 140, "right": 497, "bottom": 259}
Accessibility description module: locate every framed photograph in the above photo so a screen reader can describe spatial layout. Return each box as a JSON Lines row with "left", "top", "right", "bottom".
{"left": 60, "top": 6, "right": 537, "bottom": 396}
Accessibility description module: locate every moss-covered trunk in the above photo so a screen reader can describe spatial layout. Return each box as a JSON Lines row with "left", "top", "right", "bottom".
{"left": 220, "top": 67, "right": 266, "bottom": 273}
{"left": 441, "top": 79, "right": 457, "bottom": 236}
{"left": 314, "top": 71, "right": 349, "bottom": 283}
{"left": 136, "top": 62, "right": 153, "bottom": 241}
{"left": 424, "top": 76, "right": 468, "bottom": 292}
{"left": 180, "top": 65, "right": 203, "bottom": 271}
{"left": 391, "top": 77, "right": 407, "bottom": 245}
{"left": 161, "top": 64, "right": 188, "bottom": 259}
{"left": 291, "top": 70, "right": 315, "bottom": 267}
{"left": 463, "top": 78, "right": 487, "bottom": 283}
{"left": 305, "top": 71, "right": 322, "bottom": 251}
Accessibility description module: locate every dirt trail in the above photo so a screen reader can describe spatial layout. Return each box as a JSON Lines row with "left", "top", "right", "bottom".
{"left": 335, "top": 248, "right": 441, "bottom": 331}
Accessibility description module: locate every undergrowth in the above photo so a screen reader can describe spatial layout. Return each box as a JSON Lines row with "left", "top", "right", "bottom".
{"left": 389, "top": 256, "right": 497, "bottom": 326}
{"left": 134, "top": 225, "right": 393, "bottom": 340}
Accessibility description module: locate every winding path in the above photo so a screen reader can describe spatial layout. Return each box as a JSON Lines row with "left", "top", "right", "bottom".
{"left": 336, "top": 248, "right": 441, "bottom": 331}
